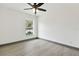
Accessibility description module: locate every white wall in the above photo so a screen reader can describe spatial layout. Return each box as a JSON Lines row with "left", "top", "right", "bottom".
{"left": 38, "top": 3, "right": 79, "bottom": 48}
{"left": 0, "top": 6, "right": 37, "bottom": 45}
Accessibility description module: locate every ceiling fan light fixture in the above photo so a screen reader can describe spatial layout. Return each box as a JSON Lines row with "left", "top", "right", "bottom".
{"left": 32, "top": 8, "right": 39, "bottom": 14}
{"left": 32, "top": 8, "right": 35, "bottom": 13}
{"left": 24, "top": 3, "right": 46, "bottom": 14}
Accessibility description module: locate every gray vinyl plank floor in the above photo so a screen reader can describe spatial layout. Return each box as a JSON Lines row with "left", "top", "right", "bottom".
{"left": 0, "top": 39, "right": 79, "bottom": 56}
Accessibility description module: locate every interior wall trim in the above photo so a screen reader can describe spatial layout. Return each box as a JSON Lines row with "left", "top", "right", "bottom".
{"left": 39, "top": 38, "right": 79, "bottom": 50}
{"left": 0, "top": 37, "right": 38, "bottom": 46}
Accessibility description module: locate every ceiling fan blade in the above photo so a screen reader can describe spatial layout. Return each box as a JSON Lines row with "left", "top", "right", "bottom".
{"left": 38, "top": 8, "right": 46, "bottom": 12}
{"left": 24, "top": 8, "right": 33, "bottom": 10}
{"left": 37, "top": 3, "right": 44, "bottom": 7}
{"left": 27, "top": 3, "right": 33, "bottom": 7}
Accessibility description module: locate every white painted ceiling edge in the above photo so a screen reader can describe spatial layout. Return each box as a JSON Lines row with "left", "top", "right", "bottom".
{"left": 0, "top": 3, "right": 47, "bottom": 16}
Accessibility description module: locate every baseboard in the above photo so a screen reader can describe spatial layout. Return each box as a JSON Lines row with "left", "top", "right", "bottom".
{"left": 1, "top": 37, "right": 78, "bottom": 50}
{"left": 0, "top": 37, "right": 38, "bottom": 46}
{"left": 39, "top": 38, "right": 79, "bottom": 50}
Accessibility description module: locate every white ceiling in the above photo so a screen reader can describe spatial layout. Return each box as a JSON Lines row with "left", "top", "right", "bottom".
{"left": 0, "top": 3, "right": 47, "bottom": 16}
{"left": 1, "top": 3, "right": 79, "bottom": 16}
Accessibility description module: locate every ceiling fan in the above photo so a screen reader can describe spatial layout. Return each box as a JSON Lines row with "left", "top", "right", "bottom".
{"left": 24, "top": 3, "right": 46, "bottom": 14}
